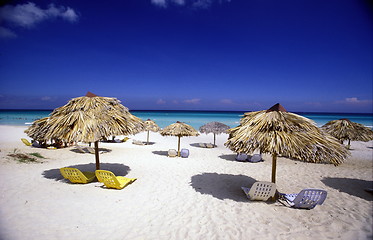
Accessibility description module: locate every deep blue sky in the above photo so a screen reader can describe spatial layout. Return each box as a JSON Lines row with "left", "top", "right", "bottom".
{"left": 0, "top": 0, "right": 372, "bottom": 113}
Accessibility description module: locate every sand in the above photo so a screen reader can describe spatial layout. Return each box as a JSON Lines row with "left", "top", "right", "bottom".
{"left": 0, "top": 125, "right": 372, "bottom": 240}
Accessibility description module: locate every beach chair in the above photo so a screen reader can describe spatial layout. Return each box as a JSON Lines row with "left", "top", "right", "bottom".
{"left": 235, "top": 153, "right": 248, "bottom": 162}
{"left": 248, "top": 154, "right": 262, "bottom": 163}
{"left": 133, "top": 140, "right": 145, "bottom": 145}
{"left": 168, "top": 149, "right": 177, "bottom": 157}
{"left": 122, "top": 137, "right": 130, "bottom": 142}
{"left": 206, "top": 143, "right": 214, "bottom": 148}
{"left": 180, "top": 148, "right": 189, "bottom": 158}
{"left": 95, "top": 170, "right": 137, "bottom": 190}
{"left": 75, "top": 145, "right": 87, "bottom": 153}
{"left": 279, "top": 189, "right": 327, "bottom": 209}
{"left": 60, "top": 167, "right": 96, "bottom": 184}
{"left": 199, "top": 143, "right": 206, "bottom": 148}
{"left": 21, "top": 138, "right": 32, "bottom": 146}
{"left": 241, "top": 181, "right": 276, "bottom": 201}
{"left": 86, "top": 147, "right": 95, "bottom": 154}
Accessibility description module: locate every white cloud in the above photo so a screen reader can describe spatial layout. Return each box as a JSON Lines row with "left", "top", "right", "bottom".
{"left": 0, "top": 2, "right": 78, "bottom": 38}
{"left": 0, "top": 26, "right": 17, "bottom": 38}
{"left": 41, "top": 96, "right": 52, "bottom": 101}
{"left": 156, "top": 99, "right": 166, "bottom": 104}
{"left": 336, "top": 97, "right": 372, "bottom": 105}
{"left": 220, "top": 98, "right": 233, "bottom": 104}
{"left": 151, "top": 0, "right": 229, "bottom": 8}
{"left": 184, "top": 98, "right": 201, "bottom": 104}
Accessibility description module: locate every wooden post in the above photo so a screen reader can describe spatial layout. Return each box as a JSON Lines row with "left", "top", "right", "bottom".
{"left": 177, "top": 136, "right": 181, "bottom": 157}
{"left": 95, "top": 141, "right": 100, "bottom": 170}
{"left": 271, "top": 153, "right": 277, "bottom": 183}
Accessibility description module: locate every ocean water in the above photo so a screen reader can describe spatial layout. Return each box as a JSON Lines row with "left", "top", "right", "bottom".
{"left": 0, "top": 109, "right": 372, "bottom": 129}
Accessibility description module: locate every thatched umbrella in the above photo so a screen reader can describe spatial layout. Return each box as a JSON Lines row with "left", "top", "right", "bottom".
{"left": 144, "top": 119, "right": 160, "bottom": 144}
{"left": 26, "top": 92, "right": 145, "bottom": 170}
{"left": 322, "top": 119, "right": 373, "bottom": 149}
{"left": 199, "top": 121, "right": 230, "bottom": 146}
{"left": 160, "top": 121, "right": 199, "bottom": 156}
{"left": 24, "top": 117, "right": 50, "bottom": 143}
{"left": 225, "top": 103, "right": 349, "bottom": 184}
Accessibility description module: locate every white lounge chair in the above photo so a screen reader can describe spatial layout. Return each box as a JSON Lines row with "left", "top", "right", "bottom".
{"left": 133, "top": 140, "right": 145, "bottom": 145}
{"left": 279, "top": 189, "right": 327, "bottom": 209}
{"left": 241, "top": 181, "right": 276, "bottom": 201}
{"left": 206, "top": 143, "right": 214, "bottom": 148}
{"left": 199, "top": 143, "right": 206, "bottom": 148}
{"left": 168, "top": 149, "right": 177, "bottom": 157}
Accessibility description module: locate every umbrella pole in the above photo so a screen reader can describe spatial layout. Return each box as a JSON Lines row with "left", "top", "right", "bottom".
{"left": 95, "top": 141, "right": 100, "bottom": 170}
{"left": 213, "top": 133, "right": 216, "bottom": 146}
{"left": 147, "top": 130, "right": 150, "bottom": 145}
{"left": 271, "top": 153, "right": 277, "bottom": 183}
{"left": 178, "top": 136, "right": 181, "bottom": 157}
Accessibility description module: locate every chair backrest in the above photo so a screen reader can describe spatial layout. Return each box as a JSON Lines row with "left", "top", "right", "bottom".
{"left": 293, "top": 189, "right": 328, "bottom": 209}
{"left": 168, "top": 149, "right": 177, "bottom": 157}
{"left": 248, "top": 181, "right": 276, "bottom": 201}
{"left": 249, "top": 154, "right": 262, "bottom": 163}
{"left": 199, "top": 143, "right": 206, "bottom": 148}
{"left": 21, "top": 138, "right": 32, "bottom": 146}
{"left": 206, "top": 143, "right": 214, "bottom": 148}
{"left": 180, "top": 148, "right": 189, "bottom": 158}
{"left": 235, "top": 153, "right": 248, "bottom": 161}
{"left": 95, "top": 170, "right": 121, "bottom": 189}
{"left": 60, "top": 167, "right": 89, "bottom": 183}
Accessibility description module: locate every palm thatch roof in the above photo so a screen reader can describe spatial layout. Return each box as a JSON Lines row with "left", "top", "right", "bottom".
{"left": 322, "top": 119, "right": 373, "bottom": 146}
{"left": 199, "top": 121, "right": 230, "bottom": 146}
{"left": 144, "top": 119, "right": 160, "bottom": 132}
{"left": 143, "top": 119, "right": 160, "bottom": 144}
{"left": 199, "top": 121, "right": 230, "bottom": 134}
{"left": 160, "top": 121, "right": 199, "bottom": 137}
{"left": 24, "top": 117, "right": 50, "bottom": 142}
{"left": 25, "top": 92, "right": 145, "bottom": 169}
{"left": 225, "top": 103, "right": 349, "bottom": 183}
{"left": 160, "top": 121, "right": 199, "bottom": 156}
{"left": 41, "top": 94, "right": 144, "bottom": 143}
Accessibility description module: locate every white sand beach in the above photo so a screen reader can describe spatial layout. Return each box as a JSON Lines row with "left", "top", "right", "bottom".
{"left": 0, "top": 125, "right": 372, "bottom": 240}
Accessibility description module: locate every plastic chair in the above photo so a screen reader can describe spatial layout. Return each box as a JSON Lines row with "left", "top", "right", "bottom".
{"left": 248, "top": 154, "right": 262, "bottom": 163}
{"left": 235, "top": 153, "right": 248, "bottom": 162}
{"left": 206, "top": 143, "right": 214, "bottom": 148}
{"left": 180, "top": 148, "right": 189, "bottom": 158}
{"left": 168, "top": 149, "right": 177, "bottom": 157}
{"left": 199, "top": 143, "right": 206, "bottom": 148}
{"left": 60, "top": 167, "right": 96, "bottom": 184}
{"left": 241, "top": 181, "right": 276, "bottom": 201}
{"left": 21, "top": 138, "right": 32, "bottom": 146}
{"left": 279, "top": 189, "right": 327, "bottom": 209}
{"left": 95, "top": 170, "right": 137, "bottom": 190}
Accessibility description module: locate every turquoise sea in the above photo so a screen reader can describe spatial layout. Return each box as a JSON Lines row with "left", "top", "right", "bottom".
{"left": 0, "top": 109, "right": 372, "bottom": 129}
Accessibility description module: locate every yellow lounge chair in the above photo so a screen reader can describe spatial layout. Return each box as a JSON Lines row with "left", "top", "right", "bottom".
{"left": 60, "top": 167, "right": 96, "bottom": 184}
{"left": 95, "top": 170, "right": 137, "bottom": 189}
{"left": 21, "top": 138, "right": 31, "bottom": 146}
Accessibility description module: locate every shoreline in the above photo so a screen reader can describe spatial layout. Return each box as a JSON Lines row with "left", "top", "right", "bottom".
{"left": 0, "top": 125, "right": 372, "bottom": 239}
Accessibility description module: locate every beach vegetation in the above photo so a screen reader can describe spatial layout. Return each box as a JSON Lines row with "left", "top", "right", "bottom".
{"left": 8, "top": 149, "right": 45, "bottom": 163}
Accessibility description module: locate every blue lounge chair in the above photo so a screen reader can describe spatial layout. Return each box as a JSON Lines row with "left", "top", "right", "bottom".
{"left": 279, "top": 189, "right": 327, "bottom": 209}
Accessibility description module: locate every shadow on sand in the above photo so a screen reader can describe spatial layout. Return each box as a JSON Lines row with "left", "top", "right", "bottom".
{"left": 321, "top": 177, "right": 373, "bottom": 201}
{"left": 190, "top": 172, "right": 257, "bottom": 202}
{"left": 42, "top": 163, "right": 131, "bottom": 182}
{"left": 152, "top": 150, "right": 169, "bottom": 156}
